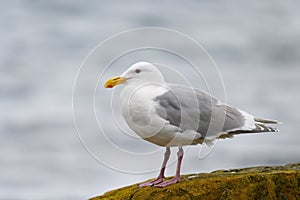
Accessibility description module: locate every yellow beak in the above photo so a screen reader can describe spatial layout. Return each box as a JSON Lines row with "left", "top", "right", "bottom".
{"left": 104, "top": 76, "right": 127, "bottom": 88}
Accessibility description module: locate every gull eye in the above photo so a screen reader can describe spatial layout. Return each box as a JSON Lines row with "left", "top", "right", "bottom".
{"left": 135, "top": 69, "right": 141, "bottom": 73}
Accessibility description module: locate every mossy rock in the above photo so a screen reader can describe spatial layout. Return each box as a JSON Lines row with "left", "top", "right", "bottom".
{"left": 90, "top": 163, "right": 300, "bottom": 200}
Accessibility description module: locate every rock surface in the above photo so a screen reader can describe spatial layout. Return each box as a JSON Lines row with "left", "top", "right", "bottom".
{"left": 90, "top": 163, "right": 300, "bottom": 200}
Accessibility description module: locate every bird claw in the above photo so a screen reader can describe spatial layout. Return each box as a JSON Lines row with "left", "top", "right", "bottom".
{"left": 138, "top": 177, "right": 164, "bottom": 188}
{"left": 153, "top": 177, "right": 179, "bottom": 188}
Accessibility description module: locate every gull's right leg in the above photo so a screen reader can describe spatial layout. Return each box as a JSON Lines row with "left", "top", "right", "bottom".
{"left": 138, "top": 147, "right": 170, "bottom": 187}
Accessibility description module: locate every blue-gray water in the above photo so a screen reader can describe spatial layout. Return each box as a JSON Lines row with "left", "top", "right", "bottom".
{"left": 1, "top": 0, "right": 300, "bottom": 199}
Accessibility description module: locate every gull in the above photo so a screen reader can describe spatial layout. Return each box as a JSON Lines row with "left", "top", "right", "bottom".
{"left": 104, "top": 62, "right": 279, "bottom": 187}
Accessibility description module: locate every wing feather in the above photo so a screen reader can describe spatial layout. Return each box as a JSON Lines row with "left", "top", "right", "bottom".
{"left": 154, "top": 84, "right": 246, "bottom": 138}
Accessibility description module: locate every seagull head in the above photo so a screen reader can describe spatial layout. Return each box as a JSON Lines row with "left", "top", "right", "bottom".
{"left": 104, "top": 62, "right": 165, "bottom": 88}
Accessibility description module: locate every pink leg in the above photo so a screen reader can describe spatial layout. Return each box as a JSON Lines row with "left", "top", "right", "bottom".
{"left": 154, "top": 146, "right": 183, "bottom": 187}
{"left": 138, "top": 147, "right": 171, "bottom": 187}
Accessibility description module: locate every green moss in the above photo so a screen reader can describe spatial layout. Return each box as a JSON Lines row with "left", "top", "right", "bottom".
{"left": 91, "top": 163, "right": 300, "bottom": 200}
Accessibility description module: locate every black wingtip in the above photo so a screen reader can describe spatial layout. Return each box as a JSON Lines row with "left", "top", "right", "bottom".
{"left": 252, "top": 124, "right": 279, "bottom": 133}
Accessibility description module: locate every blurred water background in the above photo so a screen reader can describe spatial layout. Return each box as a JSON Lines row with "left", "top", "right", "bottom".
{"left": 1, "top": 0, "right": 300, "bottom": 199}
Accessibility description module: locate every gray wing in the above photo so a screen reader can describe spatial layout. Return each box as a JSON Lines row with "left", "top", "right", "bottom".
{"left": 154, "top": 84, "right": 245, "bottom": 138}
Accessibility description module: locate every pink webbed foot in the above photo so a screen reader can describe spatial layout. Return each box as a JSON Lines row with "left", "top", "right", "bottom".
{"left": 138, "top": 177, "right": 164, "bottom": 188}
{"left": 154, "top": 177, "right": 180, "bottom": 188}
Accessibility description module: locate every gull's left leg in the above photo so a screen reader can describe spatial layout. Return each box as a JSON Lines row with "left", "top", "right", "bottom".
{"left": 138, "top": 147, "right": 171, "bottom": 187}
{"left": 154, "top": 146, "right": 183, "bottom": 187}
